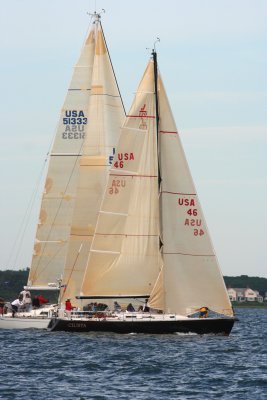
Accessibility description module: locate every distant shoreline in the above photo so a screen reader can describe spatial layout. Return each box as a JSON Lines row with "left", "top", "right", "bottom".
{"left": 232, "top": 302, "right": 267, "bottom": 309}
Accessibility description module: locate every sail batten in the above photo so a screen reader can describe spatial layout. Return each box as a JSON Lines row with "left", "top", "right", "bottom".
{"left": 100, "top": 211, "right": 128, "bottom": 216}
{"left": 91, "top": 250, "right": 121, "bottom": 254}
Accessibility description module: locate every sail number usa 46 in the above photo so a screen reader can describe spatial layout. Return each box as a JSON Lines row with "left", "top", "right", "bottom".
{"left": 178, "top": 197, "right": 204, "bottom": 237}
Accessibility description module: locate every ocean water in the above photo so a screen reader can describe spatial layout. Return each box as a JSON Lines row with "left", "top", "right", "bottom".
{"left": 0, "top": 308, "right": 266, "bottom": 400}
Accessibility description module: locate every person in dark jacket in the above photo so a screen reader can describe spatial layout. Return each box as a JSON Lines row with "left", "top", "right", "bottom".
{"left": 198, "top": 307, "right": 209, "bottom": 318}
{"left": 143, "top": 299, "right": 150, "bottom": 312}
{"left": 32, "top": 296, "right": 40, "bottom": 309}
{"left": 126, "top": 303, "right": 135, "bottom": 312}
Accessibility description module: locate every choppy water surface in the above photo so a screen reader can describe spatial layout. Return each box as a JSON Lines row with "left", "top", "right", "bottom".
{"left": 0, "top": 308, "right": 266, "bottom": 399}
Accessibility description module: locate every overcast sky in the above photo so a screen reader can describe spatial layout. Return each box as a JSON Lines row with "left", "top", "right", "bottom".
{"left": 0, "top": 0, "right": 266, "bottom": 277}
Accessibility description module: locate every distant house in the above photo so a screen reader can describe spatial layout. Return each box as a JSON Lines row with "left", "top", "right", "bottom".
{"left": 227, "top": 288, "right": 263, "bottom": 302}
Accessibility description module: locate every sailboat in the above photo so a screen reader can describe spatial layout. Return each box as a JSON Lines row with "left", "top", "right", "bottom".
{"left": 0, "top": 12, "right": 125, "bottom": 329}
{"left": 48, "top": 49, "right": 236, "bottom": 335}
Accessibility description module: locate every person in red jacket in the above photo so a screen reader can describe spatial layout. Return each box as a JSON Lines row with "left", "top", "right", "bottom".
{"left": 37, "top": 294, "right": 49, "bottom": 305}
{"left": 65, "top": 299, "right": 72, "bottom": 319}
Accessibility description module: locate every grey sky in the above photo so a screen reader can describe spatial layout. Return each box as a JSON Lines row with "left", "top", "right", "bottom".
{"left": 0, "top": 0, "right": 266, "bottom": 277}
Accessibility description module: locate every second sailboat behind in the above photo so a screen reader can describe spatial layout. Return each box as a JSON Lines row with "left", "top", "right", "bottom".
{"left": 0, "top": 12, "right": 125, "bottom": 329}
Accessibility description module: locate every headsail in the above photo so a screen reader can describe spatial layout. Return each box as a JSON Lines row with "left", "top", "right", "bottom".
{"left": 60, "top": 15, "right": 125, "bottom": 304}
{"left": 149, "top": 53, "right": 233, "bottom": 317}
{"left": 27, "top": 14, "right": 124, "bottom": 294}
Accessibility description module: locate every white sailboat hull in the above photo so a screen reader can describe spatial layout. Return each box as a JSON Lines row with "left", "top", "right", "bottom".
{"left": 0, "top": 306, "right": 57, "bottom": 329}
{"left": 0, "top": 316, "right": 50, "bottom": 329}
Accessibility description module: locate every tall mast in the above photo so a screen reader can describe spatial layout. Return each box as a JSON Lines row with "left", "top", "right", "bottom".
{"left": 152, "top": 48, "right": 163, "bottom": 252}
{"left": 152, "top": 49, "right": 161, "bottom": 189}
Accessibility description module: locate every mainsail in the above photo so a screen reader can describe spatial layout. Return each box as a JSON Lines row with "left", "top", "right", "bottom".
{"left": 60, "top": 16, "right": 125, "bottom": 304}
{"left": 27, "top": 14, "right": 125, "bottom": 295}
{"left": 80, "top": 59, "right": 161, "bottom": 297}
{"left": 80, "top": 51, "right": 233, "bottom": 318}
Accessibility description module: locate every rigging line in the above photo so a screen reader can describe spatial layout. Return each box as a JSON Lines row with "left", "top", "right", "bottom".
{"left": 8, "top": 116, "right": 56, "bottom": 270}
{"left": 61, "top": 243, "right": 84, "bottom": 300}
{"left": 99, "top": 19, "right": 126, "bottom": 116}
{"left": 6, "top": 154, "right": 49, "bottom": 269}
{"left": 32, "top": 134, "right": 86, "bottom": 282}
{"left": 34, "top": 240, "right": 67, "bottom": 276}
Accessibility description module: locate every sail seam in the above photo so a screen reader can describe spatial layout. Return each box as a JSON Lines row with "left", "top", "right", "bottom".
{"left": 127, "top": 115, "right": 155, "bottom": 119}
{"left": 50, "top": 153, "right": 82, "bottom": 156}
{"left": 160, "top": 130, "right": 178, "bottom": 135}
{"left": 161, "top": 191, "right": 197, "bottom": 195}
{"left": 90, "top": 93, "right": 121, "bottom": 98}
{"left": 110, "top": 174, "right": 157, "bottom": 178}
{"left": 163, "top": 252, "right": 215, "bottom": 257}
{"left": 70, "top": 234, "right": 93, "bottom": 237}
{"left": 95, "top": 233, "right": 158, "bottom": 237}
{"left": 110, "top": 169, "right": 138, "bottom": 175}
{"left": 35, "top": 240, "right": 64, "bottom": 244}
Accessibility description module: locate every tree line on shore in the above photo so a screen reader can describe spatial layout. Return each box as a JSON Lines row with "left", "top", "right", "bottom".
{"left": 0, "top": 269, "right": 58, "bottom": 303}
{"left": 0, "top": 269, "right": 267, "bottom": 302}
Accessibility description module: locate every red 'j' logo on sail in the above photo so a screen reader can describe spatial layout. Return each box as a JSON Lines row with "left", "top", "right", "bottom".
{"left": 139, "top": 104, "right": 147, "bottom": 117}
{"left": 139, "top": 104, "right": 147, "bottom": 129}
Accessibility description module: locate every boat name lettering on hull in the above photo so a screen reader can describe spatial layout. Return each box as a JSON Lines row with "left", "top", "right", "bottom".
{"left": 67, "top": 322, "right": 86, "bottom": 328}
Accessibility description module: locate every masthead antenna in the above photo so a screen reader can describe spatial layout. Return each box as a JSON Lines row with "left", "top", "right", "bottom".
{"left": 87, "top": 8, "right": 105, "bottom": 22}
{"left": 153, "top": 37, "right": 160, "bottom": 53}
